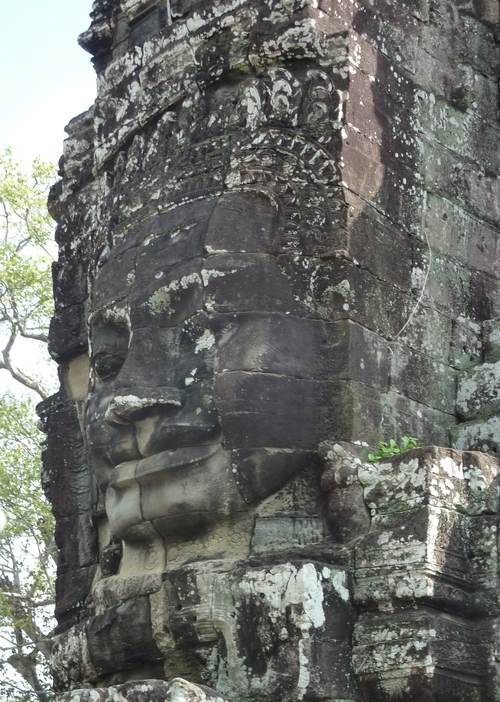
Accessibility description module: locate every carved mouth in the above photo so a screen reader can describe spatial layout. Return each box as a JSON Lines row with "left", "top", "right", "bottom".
{"left": 108, "top": 444, "right": 221, "bottom": 489}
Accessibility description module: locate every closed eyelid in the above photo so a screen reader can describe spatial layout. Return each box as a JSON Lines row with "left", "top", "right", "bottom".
{"left": 91, "top": 339, "right": 129, "bottom": 364}
{"left": 90, "top": 318, "right": 130, "bottom": 355}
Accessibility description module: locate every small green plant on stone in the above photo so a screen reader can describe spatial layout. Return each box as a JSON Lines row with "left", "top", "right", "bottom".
{"left": 367, "top": 436, "right": 422, "bottom": 462}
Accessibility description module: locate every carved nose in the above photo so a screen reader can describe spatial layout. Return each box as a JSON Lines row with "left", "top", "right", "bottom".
{"left": 105, "top": 387, "right": 184, "bottom": 425}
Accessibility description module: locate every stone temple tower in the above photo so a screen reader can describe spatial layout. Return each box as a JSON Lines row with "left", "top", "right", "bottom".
{"left": 40, "top": 0, "right": 500, "bottom": 699}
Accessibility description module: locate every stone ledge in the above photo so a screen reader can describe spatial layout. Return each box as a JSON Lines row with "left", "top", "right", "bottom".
{"left": 54, "top": 678, "right": 230, "bottom": 702}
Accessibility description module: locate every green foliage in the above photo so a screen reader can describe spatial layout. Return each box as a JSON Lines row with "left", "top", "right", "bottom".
{"left": 0, "top": 148, "right": 57, "bottom": 399}
{"left": 0, "top": 149, "right": 57, "bottom": 701}
{"left": 367, "top": 436, "right": 422, "bottom": 463}
{"left": 0, "top": 395, "right": 55, "bottom": 702}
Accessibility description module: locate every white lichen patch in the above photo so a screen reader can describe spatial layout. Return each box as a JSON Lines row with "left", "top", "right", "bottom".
{"left": 330, "top": 570, "right": 350, "bottom": 602}
{"left": 205, "top": 245, "right": 229, "bottom": 255}
{"left": 439, "top": 456, "right": 463, "bottom": 480}
{"left": 144, "top": 273, "right": 201, "bottom": 314}
{"left": 359, "top": 457, "right": 425, "bottom": 510}
{"left": 195, "top": 329, "right": 216, "bottom": 354}
{"left": 463, "top": 463, "right": 489, "bottom": 493}
{"left": 201, "top": 268, "right": 239, "bottom": 286}
{"left": 457, "top": 361, "right": 500, "bottom": 420}
{"left": 89, "top": 305, "right": 131, "bottom": 329}
{"left": 453, "top": 416, "right": 500, "bottom": 454}
{"left": 236, "top": 562, "right": 337, "bottom": 699}
{"left": 105, "top": 392, "right": 181, "bottom": 423}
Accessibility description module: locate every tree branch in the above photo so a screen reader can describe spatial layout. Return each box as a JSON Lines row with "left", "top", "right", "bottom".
{"left": 6, "top": 653, "right": 52, "bottom": 702}
{"left": 1, "top": 328, "right": 48, "bottom": 399}
{"left": 19, "top": 329, "right": 49, "bottom": 343}
{"left": 0, "top": 591, "right": 55, "bottom": 608}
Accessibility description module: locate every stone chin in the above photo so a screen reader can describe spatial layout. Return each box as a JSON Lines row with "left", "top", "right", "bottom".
{"left": 105, "top": 443, "right": 247, "bottom": 541}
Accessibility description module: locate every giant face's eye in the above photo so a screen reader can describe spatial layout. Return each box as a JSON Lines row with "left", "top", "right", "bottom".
{"left": 93, "top": 352, "right": 125, "bottom": 381}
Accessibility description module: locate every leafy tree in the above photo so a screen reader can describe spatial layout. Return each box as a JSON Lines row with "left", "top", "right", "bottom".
{"left": 0, "top": 148, "right": 57, "bottom": 701}
{"left": 0, "top": 396, "right": 55, "bottom": 702}
{"left": 0, "top": 147, "right": 56, "bottom": 398}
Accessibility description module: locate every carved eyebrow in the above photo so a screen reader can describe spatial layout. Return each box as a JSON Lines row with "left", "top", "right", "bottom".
{"left": 88, "top": 305, "right": 131, "bottom": 328}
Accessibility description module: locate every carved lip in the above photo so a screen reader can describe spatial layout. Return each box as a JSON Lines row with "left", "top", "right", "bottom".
{"left": 109, "top": 444, "right": 221, "bottom": 489}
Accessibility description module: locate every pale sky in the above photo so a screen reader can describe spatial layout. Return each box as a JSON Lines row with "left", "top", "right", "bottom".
{"left": 0, "top": 0, "right": 97, "bottom": 165}
{"left": 0, "top": 1, "right": 97, "bottom": 395}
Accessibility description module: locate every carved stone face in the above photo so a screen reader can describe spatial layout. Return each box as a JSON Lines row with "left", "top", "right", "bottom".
{"left": 85, "top": 190, "right": 324, "bottom": 555}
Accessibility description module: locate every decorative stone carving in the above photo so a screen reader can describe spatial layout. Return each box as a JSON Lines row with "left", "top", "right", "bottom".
{"left": 55, "top": 678, "right": 231, "bottom": 702}
{"left": 354, "top": 447, "right": 500, "bottom": 700}
{"left": 42, "top": 0, "right": 500, "bottom": 699}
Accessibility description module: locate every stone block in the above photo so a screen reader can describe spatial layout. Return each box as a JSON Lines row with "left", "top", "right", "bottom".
{"left": 211, "top": 312, "right": 323, "bottom": 379}
{"left": 468, "top": 514, "right": 500, "bottom": 614}
{"left": 469, "top": 268, "right": 500, "bottom": 320}
{"left": 459, "top": 14, "right": 500, "bottom": 76}
{"left": 381, "top": 391, "right": 455, "bottom": 447}
{"left": 345, "top": 381, "right": 384, "bottom": 446}
{"left": 346, "top": 65, "right": 417, "bottom": 169}
{"left": 323, "top": 321, "right": 391, "bottom": 391}
{"left": 92, "top": 247, "right": 137, "bottom": 310}
{"left": 251, "top": 516, "right": 326, "bottom": 554}
{"left": 457, "top": 361, "right": 500, "bottom": 420}
{"left": 219, "top": 562, "right": 358, "bottom": 700}
{"left": 348, "top": 28, "right": 419, "bottom": 112}
{"left": 396, "top": 305, "right": 453, "bottom": 363}
{"left": 214, "top": 372, "right": 322, "bottom": 450}
{"left": 451, "top": 415, "right": 500, "bottom": 455}
{"left": 130, "top": 7, "right": 161, "bottom": 45}
{"left": 416, "top": 95, "right": 500, "bottom": 172}
{"left": 423, "top": 193, "right": 468, "bottom": 263}
{"left": 49, "top": 303, "right": 88, "bottom": 361}
{"left": 39, "top": 394, "right": 94, "bottom": 518}
{"left": 55, "top": 512, "right": 98, "bottom": 569}
{"left": 52, "top": 257, "right": 88, "bottom": 310}
{"left": 423, "top": 140, "right": 500, "bottom": 228}
{"left": 354, "top": 610, "right": 490, "bottom": 702}
{"left": 87, "top": 595, "right": 163, "bottom": 677}
{"left": 483, "top": 317, "right": 500, "bottom": 363}
{"left": 449, "top": 316, "right": 482, "bottom": 370}
{"left": 345, "top": 63, "right": 419, "bottom": 169}
{"left": 351, "top": 1, "right": 420, "bottom": 74}
{"left": 389, "top": 345, "right": 457, "bottom": 414}
{"left": 320, "top": 441, "right": 371, "bottom": 542}
{"left": 353, "top": 447, "right": 500, "bottom": 700}
{"left": 412, "top": 243, "right": 471, "bottom": 318}
{"left": 202, "top": 253, "right": 304, "bottom": 316}
{"left": 355, "top": 507, "right": 471, "bottom": 610}
{"left": 54, "top": 678, "right": 231, "bottom": 702}
{"left": 135, "top": 198, "right": 218, "bottom": 269}
{"left": 130, "top": 257, "right": 204, "bottom": 328}
{"left": 281, "top": 255, "right": 413, "bottom": 336}
{"left": 54, "top": 565, "right": 98, "bottom": 632}
{"left": 230, "top": 448, "right": 318, "bottom": 505}
{"left": 205, "top": 189, "right": 281, "bottom": 254}
{"left": 51, "top": 623, "right": 99, "bottom": 692}
{"left": 342, "top": 132, "right": 425, "bottom": 237}
{"left": 344, "top": 192, "right": 413, "bottom": 290}
{"left": 358, "top": 446, "right": 500, "bottom": 518}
